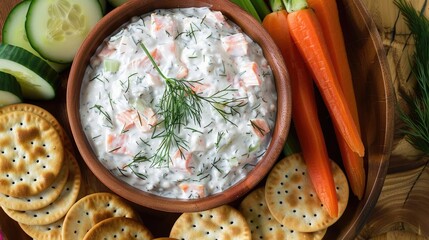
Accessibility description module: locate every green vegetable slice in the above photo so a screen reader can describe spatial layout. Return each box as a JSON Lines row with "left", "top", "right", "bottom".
{"left": 0, "top": 44, "right": 59, "bottom": 100}
{"left": 2, "top": 0, "right": 69, "bottom": 72}
{"left": 25, "top": 0, "right": 103, "bottom": 63}
{"left": 0, "top": 71, "right": 23, "bottom": 106}
{"left": 103, "top": 59, "right": 120, "bottom": 73}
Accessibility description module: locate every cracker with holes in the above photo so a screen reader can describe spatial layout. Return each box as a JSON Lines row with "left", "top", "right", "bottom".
{"left": 0, "top": 103, "right": 72, "bottom": 151}
{"left": 61, "top": 192, "right": 139, "bottom": 240}
{"left": 2, "top": 150, "right": 81, "bottom": 225}
{"left": 0, "top": 157, "right": 69, "bottom": 211}
{"left": 239, "top": 187, "right": 326, "bottom": 240}
{"left": 170, "top": 204, "right": 251, "bottom": 240}
{"left": 82, "top": 217, "right": 153, "bottom": 240}
{"left": 19, "top": 216, "right": 64, "bottom": 239}
{"left": 0, "top": 111, "right": 64, "bottom": 197}
{"left": 265, "top": 153, "right": 349, "bottom": 232}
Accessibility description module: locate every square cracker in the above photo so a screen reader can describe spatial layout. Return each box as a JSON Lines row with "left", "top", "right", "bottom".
{"left": 0, "top": 111, "right": 64, "bottom": 197}
{"left": 170, "top": 205, "right": 251, "bottom": 240}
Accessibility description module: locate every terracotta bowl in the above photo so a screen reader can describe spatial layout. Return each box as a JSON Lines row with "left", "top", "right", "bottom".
{"left": 67, "top": 0, "right": 291, "bottom": 213}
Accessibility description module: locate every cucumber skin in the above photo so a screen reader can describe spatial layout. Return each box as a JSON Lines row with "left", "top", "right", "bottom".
{"left": 107, "top": 0, "right": 128, "bottom": 7}
{"left": 0, "top": 44, "right": 59, "bottom": 100}
{"left": 2, "top": 0, "right": 32, "bottom": 45}
{"left": 99, "top": 0, "right": 107, "bottom": 13}
{"left": 0, "top": 71, "right": 23, "bottom": 103}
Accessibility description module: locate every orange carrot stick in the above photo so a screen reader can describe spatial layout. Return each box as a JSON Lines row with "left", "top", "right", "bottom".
{"left": 263, "top": 10, "right": 339, "bottom": 218}
{"left": 285, "top": 3, "right": 365, "bottom": 157}
{"left": 307, "top": 0, "right": 366, "bottom": 199}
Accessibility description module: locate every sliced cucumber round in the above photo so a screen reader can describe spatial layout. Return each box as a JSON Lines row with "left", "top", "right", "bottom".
{"left": 2, "top": 0, "right": 69, "bottom": 72}
{"left": 0, "top": 44, "right": 59, "bottom": 100}
{"left": 0, "top": 71, "right": 23, "bottom": 106}
{"left": 25, "top": 0, "right": 103, "bottom": 63}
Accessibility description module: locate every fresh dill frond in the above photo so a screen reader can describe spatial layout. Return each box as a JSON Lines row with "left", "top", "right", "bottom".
{"left": 250, "top": 119, "right": 267, "bottom": 136}
{"left": 215, "top": 131, "right": 224, "bottom": 149}
{"left": 90, "top": 104, "right": 113, "bottom": 128}
{"left": 139, "top": 41, "right": 246, "bottom": 167}
{"left": 124, "top": 151, "right": 150, "bottom": 179}
{"left": 394, "top": 0, "right": 429, "bottom": 154}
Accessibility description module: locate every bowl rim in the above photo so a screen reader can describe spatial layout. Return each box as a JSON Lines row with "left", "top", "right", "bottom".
{"left": 67, "top": 0, "right": 291, "bottom": 212}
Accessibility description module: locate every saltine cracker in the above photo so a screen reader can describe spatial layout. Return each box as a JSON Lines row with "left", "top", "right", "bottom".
{"left": 0, "top": 111, "right": 64, "bottom": 197}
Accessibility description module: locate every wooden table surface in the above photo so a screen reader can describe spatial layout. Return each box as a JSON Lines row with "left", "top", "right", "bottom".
{"left": 1, "top": 1, "right": 428, "bottom": 239}
{"left": 357, "top": 0, "right": 429, "bottom": 239}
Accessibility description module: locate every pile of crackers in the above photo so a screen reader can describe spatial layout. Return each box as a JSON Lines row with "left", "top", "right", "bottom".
{"left": 0, "top": 103, "right": 82, "bottom": 239}
{"left": 0, "top": 104, "right": 161, "bottom": 239}
{"left": 238, "top": 153, "right": 349, "bottom": 239}
{"left": 61, "top": 192, "right": 153, "bottom": 240}
{"left": 168, "top": 153, "right": 350, "bottom": 240}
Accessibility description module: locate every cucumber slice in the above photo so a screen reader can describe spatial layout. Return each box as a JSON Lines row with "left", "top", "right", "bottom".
{"left": 2, "top": 0, "right": 69, "bottom": 72}
{"left": 107, "top": 0, "right": 128, "bottom": 7}
{"left": 0, "top": 71, "right": 23, "bottom": 106}
{"left": 0, "top": 44, "right": 59, "bottom": 100}
{"left": 25, "top": 0, "right": 103, "bottom": 63}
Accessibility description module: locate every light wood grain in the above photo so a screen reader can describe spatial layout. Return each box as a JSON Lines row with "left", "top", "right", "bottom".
{"left": 359, "top": 0, "right": 429, "bottom": 239}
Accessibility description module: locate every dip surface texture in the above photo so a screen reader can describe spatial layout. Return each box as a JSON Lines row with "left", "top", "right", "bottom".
{"left": 80, "top": 7, "right": 277, "bottom": 199}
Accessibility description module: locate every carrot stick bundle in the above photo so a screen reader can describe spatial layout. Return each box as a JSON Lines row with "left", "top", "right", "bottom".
{"left": 284, "top": 0, "right": 365, "bottom": 158}
{"left": 263, "top": 9, "right": 339, "bottom": 218}
{"left": 307, "top": 0, "right": 366, "bottom": 199}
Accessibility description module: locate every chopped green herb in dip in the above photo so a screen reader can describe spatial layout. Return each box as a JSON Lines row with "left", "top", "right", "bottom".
{"left": 80, "top": 7, "right": 277, "bottom": 199}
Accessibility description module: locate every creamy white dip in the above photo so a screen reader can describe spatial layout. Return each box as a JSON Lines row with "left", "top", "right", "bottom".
{"left": 80, "top": 7, "right": 277, "bottom": 199}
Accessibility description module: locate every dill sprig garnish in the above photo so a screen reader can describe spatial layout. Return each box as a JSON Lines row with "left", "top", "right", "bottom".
{"left": 250, "top": 120, "right": 267, "bottom": 136}
{"left": 394, "top": 0, "right": 429, "bottom": 154}
{"left": 216, "top": 131, "right": 224, "bottom": 149}
{"left": 123, "top": 151, "right": 150, "bottom": 179}
{"left": 90, "top": 104, "right": 113, "bottom": 128}
{"left": 139, "top": 41, "right": 246, "bottom": 167}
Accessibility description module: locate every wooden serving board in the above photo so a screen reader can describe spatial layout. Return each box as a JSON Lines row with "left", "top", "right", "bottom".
{"left": 0, "top": 0, "right": 394, "bottom": 239}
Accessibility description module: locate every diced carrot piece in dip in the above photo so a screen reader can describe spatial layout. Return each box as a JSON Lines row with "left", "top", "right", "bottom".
{"left": 106, "top": 133, "right": 129, "bottom": 155}
{"left": 128, "top": 48, "right": 160, "bottom": 70}
{"left": 150, "top": 13, "right": 175, "bottom": 39}
{"left": 157, "top": 42, "right": 189, "bottom": 79}
{"left": 176, "top": 64, "right": 189, "bottom": 79}
{"left": 240, "top": 62, "right": 262, "bottom": 87}
{"left": 116, "top": 108, "right": 157, "bottom": 133}
{"left": 179, "top": 182, "right": 206, "bottom": 198}
{"left": 221, "top": 33, "right": 248, "bottom": 57}
{"left": 206, "top": 11, "right": 228, "bottom": 25}
{"left": 190, "top": 82, "right": 210, "bottom": 94}
{"left": 116, "top": 109, "right": 137, "bottom": 131}
{"left": 146, "top": 73, "right": 162, "bottom": 86}
{"left": 250, "top": 118, "right": 270, "bottom": 138}
{"left": 134, "top": 107, "right": 157, "bottom": 133}
{"left": 171, "top": 149, "right": 193, "bottom": 173}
